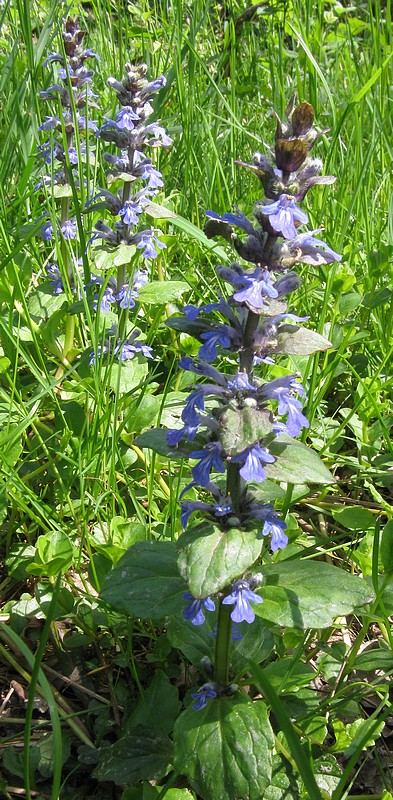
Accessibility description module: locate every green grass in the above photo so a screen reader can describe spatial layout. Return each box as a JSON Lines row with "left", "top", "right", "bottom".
{"left": 0, "top": 1, "right": 392, "bottom": 798}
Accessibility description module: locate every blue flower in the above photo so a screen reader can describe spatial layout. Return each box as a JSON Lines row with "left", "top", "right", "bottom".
{"left": 61, "top": 219, "right": 77, "bottom": 240}
{"left": 167, "top": 412, "right": 201, "bottom": 446}
{"left": 227, "top": 371, "right": 256, "bottom": 392}
{"left": 46, "top": 263, "right": 63, "bottom": 294}
{"left": 231, "top": 444, "right": 275, "bottom": 483}
{"left": 190, "top": 442, "right": 226, "bottom": 487}
{"left": 191, "top": 683, "right": 217, "bottom": 711}
{"left": 222, "top": 579, "right": 263, "bottom": 623}
{"left": 135, "top": 232, "right": 166, "bottom": 259}
{"left": 184, "top": 302, "right": 223, "bottom": 321}
{"left": 233, "top": 268, "right": 279, "bottom": 312}
{"left": 262, "top": 512, "right": 288, "bottom": 552}
{"left": 277, "top": 393, "right": 309, "bottom": 437}
{"left": 41, "top": 221, "right": 54, "bottom": 241}
{"left": 205, "top": 209, "right": 256, "bottom": 235}
{"left": 119, "top": 200, "right": 144, "bottom": 226}
{"left": 180, "top": 496, "right": 232, "bottom": 529}
{"left": 115, "top": 106, "right": 140, "bottom": 130}
{"left": 260, "top": 193, "right": 308, "bottom": 239}
{"left": 141, "top": 163, "right": 164, "bottom": 189}
{"left": 183, "top": 592, "right": 215, "bottom": 625}
{"left": 199, "top": 326, "right": 239, "bottom": 362}
{"left": 178, "top": 357, "right": 228, "bottom": 386}
{"left": 288, "top": 230, "right": 342, "bottom": 265}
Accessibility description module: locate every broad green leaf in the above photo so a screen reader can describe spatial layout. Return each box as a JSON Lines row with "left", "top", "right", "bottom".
{"left": 275, "top": 324, "right": 332, "bottom": 355}
{"left": 28, "top": 287, "right": 68, "bottom": 321}
{"left": 124, "top": 669, "right": 181, "bottom": 735}
{"left": 28, "top": 531, "right": 74, "bottom": 577}
{"left": 332, "top": 505, "right": 375, "bottom": 530}
{"left": 330, "top": 718, "right": 384, "bottom": 756}
{"left": 218, "top": 404, "right": 273, "bottom": 455}
{"left": 135, "top": 427, "right": 199, "bottom": 459}
{"left": 91, "top": 519, "right": 146, "bottom": 565}
{"left": 92, "top": 726, "right": 172, "bottom": 785}
{"left": 109, "top": 360, "right": 148, "bottom": 395}
{"left": 174, "top": 695, "right": 274, "bottom": 800}
{"left": 254, "top": 560, "right": 374, "bottom": 629}
{"left": 124, "top": 395, "right": 161, "bottom": 434}
{"left": 139, "top": 280, "right": 189, "bottom": 304}
{"left": 177, "top": 523, "right": 262, "bottom": 597}
{"left": 266, "top": 436, "right": 333, "bottom": 484}
{"left": 101, "top": 541, "right": 186, "bottom": 618}
{"left": 114, "top": 243, "right": 136, "bottom": 266}
{"left": 313, "top": 754, "right": 342, "bottom": 794}
{"left": 354, "top": 646, "right": 393, "bottom": 672}
{"left": 263, "top": 753, "right": 300, "bottom": 799}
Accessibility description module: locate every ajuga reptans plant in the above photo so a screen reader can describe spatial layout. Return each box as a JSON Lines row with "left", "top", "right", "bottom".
{"left": 37, "top": 16, "right": 171, "bottom": 366}
{"left": 101, "top": 98, "right": 374, "bottom": 800}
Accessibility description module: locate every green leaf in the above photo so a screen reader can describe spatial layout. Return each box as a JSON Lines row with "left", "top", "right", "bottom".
{"left": 91, "top": 518, "right": 146, "bottom": 565}
{"left": 101, "top": 541, "right": 186, "bottom": 618}
{"left": 254, "top": 560, "right": 374, "bottom": 629}
{"left": 177, "top": 523, "right": 262, "bottom": 597}
{"left": 28, "top": 531, "right": 74, "bottom": 577}
{"left": 218, "top": 403, "right": 273, "bottom": 455}
{"left": 114, "top": 243, "right": 136, "bottom": 266}
{"left": 139, "top": 280, "right": 189, "bottom": 304}
{"left": 0, "top": 425, "right": 22, "bottom": 470}
{"left": 266, "top": 436, "right": 333, "bottom": 484}
{"left": 381, "top": 519, "right": 393, "bottom": 576}
{"left": 331, "top": 505, "right": 375, "bottom": 530}
{"left": 263, "top": 753, "right": 300, "bottom": 800}
{"left": 28, "top": 287, "right": 68, "bottom": 321}
{"left": 92, "top": 727, "right": 172, "bottom": 785}
{"left": 124, "top": 669, "right": 181, "bottom": 735}
{"left": 109, "top": 360, "right": 148, "bottom": 395}
{"left": 135, "top": 427, "right": 198, "bottom": 459}
{"left": 275, "top": 324, "right": 332, "bottom": 355}
{"left": 173, "top": 695, "right": 274, "bottom": 800}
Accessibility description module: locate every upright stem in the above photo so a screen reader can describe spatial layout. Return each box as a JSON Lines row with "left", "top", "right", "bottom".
{"left": 214, "top": 599, "right": 233, "bottom": 685}
{"left": 240, "top": 310, "right": 259, "bottom": 373}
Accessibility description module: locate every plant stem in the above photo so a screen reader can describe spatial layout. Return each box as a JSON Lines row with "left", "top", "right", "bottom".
{"left": 240, "top": 309, "right": 259, "bottom": 373}
{"left": 214, "top": 599, "right": 232, "bottom": 685}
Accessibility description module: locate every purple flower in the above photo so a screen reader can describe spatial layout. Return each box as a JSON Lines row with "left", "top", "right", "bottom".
{"left": 231, "top": 444, "right": 275, "bottom": 483}
{"left": 205, "top": 210, "right": 256, "bottom": 235}
{"left": 191, "top": 683, "right": 217, "bottom": 711}
{"left": 260, "top": 193, "right": 308, "bottom": 239}
{"left": 190, "top": 442, "right": 226, "bottom": 487}
{"left": 144, "top": 123, "right": 173, "bottom": 147}
{"left": 115, "top": 106, "right": 139, "bottom": 130}
{"left": 276, "top": 393, "right": 309, "bottom": 437}
{"left": 135, "top": 232, "right": 166, "bottom": 259}
{"left": 119, "top": 200, "right": 143, "bottom": 226}
{"left": 46, "top": 263, "right": 63, "bottom": 294}
{"left": 288, "top": 230, "right": 342, "bottom": 265}
{"left": 180, "top": 496, "right": 232, "bottom": 529}
{"left": 183, "top": 592, "right": 215, "bottom": 625}
{"left": 262, "top": 512, "right": 288, "bottom": 552}
{"left": 233, "top": 269, "right": 279, "bottom": 312}
{"left": 222, "top": 579, "right": 263, "bottom": 623}
{"left": 41, "top": 221, "right": 54, "bottom": 240}
{"left": 199, "top": 326, "right": 239, "bottom": 362}
{"left": 61, "top": 219, "right": 77, "bottom": 240}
